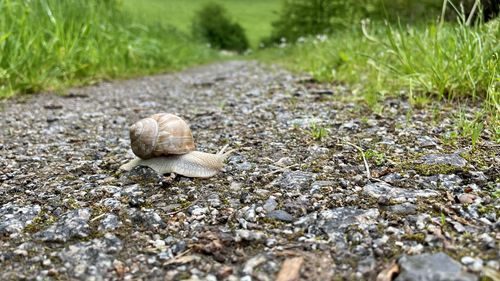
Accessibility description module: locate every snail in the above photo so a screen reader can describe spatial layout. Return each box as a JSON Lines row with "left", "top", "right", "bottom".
{"left": 119, "top": 113, "right": 233, "bottom": 178}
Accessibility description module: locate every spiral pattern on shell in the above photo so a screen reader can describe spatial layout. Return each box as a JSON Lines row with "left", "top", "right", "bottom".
{"left": 130, "top": 113, "right": 195, "bottom": 159}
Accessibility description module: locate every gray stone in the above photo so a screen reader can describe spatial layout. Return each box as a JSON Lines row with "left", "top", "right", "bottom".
{"left": 189, "top": 206, "right": 209, "bottom": 216}
{"left": 340, "top": 120, "right": 359, "bottom": 130}
{"left": 266, "top": 210, "right": 294, "bottom": 222}
{"left": 235, "top": 230, "right": 265, "bottom": 242}
{"left": 58, "top": 233, "right": 122, "bottom": 280}
{"left": 100, "top": 198, "right": 122, "bottom": 210}
{"left": 171, "top": 241, "right": 187, "bottom": 254}
{"left": 382, "top": 173, "right": 403, "bottom": 184}
{"left": 236, "top": 161, "right": 253, "bottom": 171}
{"left": 244, "top": 205, "right": 257, "bottom": 222}
{"left": 310, "top": 180, "right": 334, "bottom": 193}
{"left": 314, "top": 207, "right": 379, "bottom": 245}
{"left": 396, "top": 252, "right": 477, "bottom": 281}
{"left": 387, "top": 203, "right": 418, "bottom": 215}
{"left": 242, "top": 255, "right": 267, "bottom": 275}
{"left": 417, "top": 136, "right": 437, "bottom": 148}
{"left": 272, "top": 171, "right": 315, "bottom": 190}
{"left": 263, "top": 198, "right": 278, "bottom": 212}
{"left": 207, "top": 193, "right": 221, "bottom": 208}
{"left": 98, "top": 214, "right": 122, "bottom": 231}
{"left": 307, "top": 146, "right": 329, "bottom": 156}
{"left": 0, "top": 203, "right": 41, "bottom": 235}
{"left": 129, "top": 209, "right": 164, "bottom": 229}
{"left": 468, "top": 171, "right": 487, "bottom": 183}
{"left": 363, "top": 182, "right": 438, "bottom": 202}
{"left": 486, "top": 260, "right": 499, "bottom": 270}
{"left": 417, "top": 153, "right": 467, "bottom": 167}
{"left": 121, "top": 184, "right": 146, "bottom": 207}
{"left": 35, "top": 208, "right": 91, "bottom": 242}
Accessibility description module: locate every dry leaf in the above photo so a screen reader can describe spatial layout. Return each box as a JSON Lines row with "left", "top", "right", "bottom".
{"left": 276, "top": 257, "right": 304, "bottom": 281}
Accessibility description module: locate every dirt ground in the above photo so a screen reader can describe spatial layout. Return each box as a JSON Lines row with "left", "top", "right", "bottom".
{"left": 0, "top": 61, "right": 498, "bottom": 280}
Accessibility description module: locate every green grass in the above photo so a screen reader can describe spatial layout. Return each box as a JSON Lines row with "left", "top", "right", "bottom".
{"left": 0, "top": 0, "right": 218, "bottom": 98}
{"left": 256, "top": 21, "right": 499, "bottom": 102}
{"left": 254, "top": 19, "right": 500, "bottom": 141}
{"left": 122, "top": 0, "right": 281, "bottom": 48}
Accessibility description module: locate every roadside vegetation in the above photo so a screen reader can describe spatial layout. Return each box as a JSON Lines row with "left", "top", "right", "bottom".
{"left": 0, "top": 0, "right": 218, "bottom": 98}
{"left": 254, "top": 0, "right": 499, "bottom": 144}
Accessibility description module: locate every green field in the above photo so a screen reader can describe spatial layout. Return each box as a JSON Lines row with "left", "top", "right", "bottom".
{"left": 122, "top": 0, "right": 281, "bottom": 47}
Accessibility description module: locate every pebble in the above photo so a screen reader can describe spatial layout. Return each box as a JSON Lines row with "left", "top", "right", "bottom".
{"left": 417, "top": 136, "right": 437, "bottom": 148}
{"left": 458, "top": 194, "right": 476, "bottom": 204}
{"left": 272, "top": 171, "right": 315, "bottom": 190}
{"left": 235, "top": 230, "right": 265, "bottom": 242}
{"left": 98, "top": 214, "right": 122, "bottom": 231}
{"left": 397, "top": 252, "right": 476, "bottom": 281}
{"left": 262, "top": 198, "right": 278, "bottom": 212}
{"left": 0, "top": 203, "right": 41, "bottom": 235}
{"left": 387, "top": 203, "right": 417, "bottom": 215}
{"left": 417, "top": 153, "right": 467, "bottom": 168}
{"left": 363, "top": 182, "right": 438, "bottom": 202}
{"left": 266, "top": 210, "right": 294, "bottom": 222}
{"left": 35, "top": 208, "right": 91, "bottom": 243}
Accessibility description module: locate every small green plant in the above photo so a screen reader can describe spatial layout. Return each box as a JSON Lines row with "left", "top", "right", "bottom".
{"left": 441, "top": 131, "right": 459, "bottom": 146}
{"left": 191, "top": 2, "right": 249, "bottom": 52}
{"left": 457, "top": 110, "right": 484, "bottom": 147}
{"left": 492, "top": 188, "right": 500, "bottom": 200}
{"left": 365, "top": 149, "right": 386, "bottom": 165}
{"left": 409, "top": 85, "right": 432, "bottom": 109}
{"left": 309, "top": 122, "right": 328, "bottom": 140}
{"left": 440, "top": 212, "right": 446, "bottom": 226}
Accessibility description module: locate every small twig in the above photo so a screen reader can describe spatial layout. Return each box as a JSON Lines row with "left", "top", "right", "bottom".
{"left": 343, "top": 141, "right": 371, "bottom": 180}
{"left": 90, "top": 213, "right": 107, "bottom": 222}
{"left": 163, "top": 249, "right": 192, "bottom": 265}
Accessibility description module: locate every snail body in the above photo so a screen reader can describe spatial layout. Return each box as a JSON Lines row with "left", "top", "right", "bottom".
{"left": 120, "top": 113, "right": 233, "bottom": 178}
{"left": 120, "top": 145, "right": 232, "bottom": 178}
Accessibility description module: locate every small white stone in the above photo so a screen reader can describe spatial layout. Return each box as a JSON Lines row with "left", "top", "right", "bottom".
{"left": 154, "top": 239, "right": 166, "bottom": 249}
{"left": 470, "top": 260, "right": 483, "bottom": 272}
{"left": 486, "top": 260, "right": 499, "bottom": 270}
{"left": 13, "top": 249, "right": 28, "bottom": 256}
{"left": 205, "top": 274, "right": 217, "bottom": 281}
{"left": 461, "top": 256, "right": 475, "bottom": 265}
{"left": 240, "top": 275, "right": 252, "bottom": 281}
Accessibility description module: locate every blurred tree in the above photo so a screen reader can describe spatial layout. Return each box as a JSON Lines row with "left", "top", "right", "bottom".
{"left": 192, "top": 3, "right": 249, "bottom": 52}
{"left": 263, "top": 0, "right": 499, "bottom": 45}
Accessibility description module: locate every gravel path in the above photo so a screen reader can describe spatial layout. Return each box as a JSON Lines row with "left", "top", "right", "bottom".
{"left": 1, "top": 61, "right": 498, "bottom": 280}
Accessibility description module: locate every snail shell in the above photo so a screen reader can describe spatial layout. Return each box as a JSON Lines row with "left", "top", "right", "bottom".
{"left": 130, "top": 113, "right": 195, "bottom": 159}
{"left": 121, "top": 113, "right": 234, "bottom": 178}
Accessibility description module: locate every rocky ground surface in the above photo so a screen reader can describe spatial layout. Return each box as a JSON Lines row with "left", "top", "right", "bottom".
{"left": 0, "top": 61, "right": 498, "bottom": 281}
